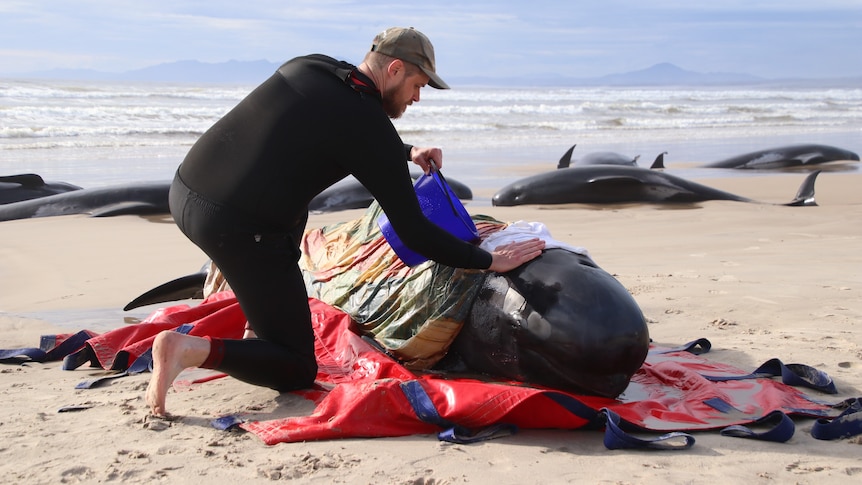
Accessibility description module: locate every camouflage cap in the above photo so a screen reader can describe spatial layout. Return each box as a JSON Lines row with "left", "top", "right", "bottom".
{"left": 370, "top": 27, "right": 449, "bottom": 89}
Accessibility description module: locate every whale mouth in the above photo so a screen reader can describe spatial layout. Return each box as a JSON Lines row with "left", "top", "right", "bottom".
{"left": 519, "top": 345, "right": 638, "bottom": 398}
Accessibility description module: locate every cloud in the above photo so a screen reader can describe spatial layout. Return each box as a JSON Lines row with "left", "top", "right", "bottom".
{"left": 1, "top": 1, "right": 860, "bottom": 79}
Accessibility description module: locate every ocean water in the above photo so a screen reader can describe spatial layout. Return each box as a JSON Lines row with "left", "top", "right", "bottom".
{"left": 2, "top": 78, "right": 860, "bottom": 203}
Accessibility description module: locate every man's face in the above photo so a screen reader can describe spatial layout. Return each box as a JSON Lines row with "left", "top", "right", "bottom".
{"left": 382, "top": 69, "right": 429, "bottom": 119}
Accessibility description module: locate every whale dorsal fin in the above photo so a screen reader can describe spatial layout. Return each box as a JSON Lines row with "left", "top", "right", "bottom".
{"left": 650, "top": 152, "right": 668, "bottom": 169}
{"left": 0, "top": 174, "right": 45, "bottom": 187}
{"left": 557, "top": 144, "right": 576, "bottom": 169}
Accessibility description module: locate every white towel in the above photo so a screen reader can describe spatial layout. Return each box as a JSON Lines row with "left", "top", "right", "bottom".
{"left": 479, "top": 220, "right": 591, "bottom": 258}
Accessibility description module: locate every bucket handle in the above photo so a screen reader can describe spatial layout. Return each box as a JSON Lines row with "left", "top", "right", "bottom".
{"left": 428, "top": 160, "right": 461, "bottom": 217}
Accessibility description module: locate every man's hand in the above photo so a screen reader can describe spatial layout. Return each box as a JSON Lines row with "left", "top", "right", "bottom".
{"left": 487, "top": 238, "right": 546, "bottom": 273}
{"left": 410, "top": 146, "right": 444, "bottom": 174}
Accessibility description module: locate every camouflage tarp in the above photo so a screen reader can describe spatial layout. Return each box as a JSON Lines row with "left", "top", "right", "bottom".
{"left": 299, "top": 202, "right": 507, "bottom": 369}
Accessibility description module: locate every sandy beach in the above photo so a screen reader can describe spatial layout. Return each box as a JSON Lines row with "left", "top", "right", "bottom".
{"left": 1, "top": 171, "right": 861, "bottom": 484}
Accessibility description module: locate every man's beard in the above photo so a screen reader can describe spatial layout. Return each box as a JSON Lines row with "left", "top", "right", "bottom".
{"left": 382, "top": 96, "right": 406, "bottom": 119}
{"left": 381, "top": 82, "right": 407, "bottom": 119}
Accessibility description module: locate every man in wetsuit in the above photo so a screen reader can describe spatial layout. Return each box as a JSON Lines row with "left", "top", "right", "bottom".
{"left": 146, "top": 27, "right": 545, "bottom": 416}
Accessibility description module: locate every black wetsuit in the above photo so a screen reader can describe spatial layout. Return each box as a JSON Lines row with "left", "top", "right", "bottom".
{"left": 170, "top": 54, "right": 492, "bottom": 391}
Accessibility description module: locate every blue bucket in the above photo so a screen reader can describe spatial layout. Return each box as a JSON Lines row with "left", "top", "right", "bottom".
{"left": 378, "top": 170, "right": 479, "bottom": 266}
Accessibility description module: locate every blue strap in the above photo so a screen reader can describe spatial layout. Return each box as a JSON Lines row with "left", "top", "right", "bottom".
{"left": 402, "top": 382, "right": 696, "bottom": 449}
{"left": 0, "top": 330, "right": 93, "bottom": 363}
{"left": 543, "top": 391, "right": 604, "bottom": 429}
{"left": 0, "top": 346, "right": 46, "bottom": 362}
{"left": 719, "top": 410, "right": 795, "bottom": 442}
{"left": 648, "top": 338, "right": 712, "bottom": 355}
{"left": 701, "top": 358, "right": 837, "bottom": 394}
{"left": 400, "top": 380, "right": 517, "bottom": 444}
{"left": 212, "top": 414, "right": 245, "bottom": 431}
{"left": 812, "top": 398, "right": 862, "bottom": 440}
{"left": 601, "top": 408, "right": 696, "bottom": 450}
{"left": 438, "top": 423, "right": 519, "bottom": 444}
{"left": 75, "top": 372, "right": 131, "bottom": 389}
{"left": 62, "top": 346, "right": 98, "bottom": 370}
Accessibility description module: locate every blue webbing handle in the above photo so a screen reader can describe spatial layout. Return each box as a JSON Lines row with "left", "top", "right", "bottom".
{"left": 402, "top": 381, "right": 696, "bottom": 450}
{"left": 400, "top": 380, "right": 517, "bottom": 444}
{"left": 719, "top": 410, "right": 795, "bottom": 442}
{"left": 0, "top": 330, "right": 94, "bottom": 363}
{"left": 701, "top": 358, "right": 837, "bottom": 394}
{"left": 648, "top": 338, "right": 712, "bottom": 355}
{"left": 601, "top": 408, "right": 696, "bottom": 450}
{"left": 812, "top": 398, "right": 862, "bottom": 440}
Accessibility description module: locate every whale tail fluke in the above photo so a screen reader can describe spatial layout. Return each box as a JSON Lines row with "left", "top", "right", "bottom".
{"left": 784, "top": 170, "right": 821, "bottom": 207}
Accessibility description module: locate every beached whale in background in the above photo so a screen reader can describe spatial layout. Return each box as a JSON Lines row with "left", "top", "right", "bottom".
{"left": 556, "top": 144, "right": 666, "bottom": 169}
{"left": 0, "top": 181, "right": 170, "bottom": 222}
{"left": 492, "top": 166, "right": 821, "bottom": 207}
{"left": 309, "top": 172, "right": 473, "bottom": 213}
{"left": 702, "top": 144, "right": 859, "bottom": 169}
{"left": 0, "top": 170, "right": 472, "bottom": 221}
{"left": 439, "top": 248, "right": 648, "bottom": 397}
{"left": 557, "top": 144, "right": 640, "bottom": 168}
{"left": 0, "top": 174, "right": 82, "bottom": 204}
{"left": 123, "top": 248, "right": 649, "bottom": 398}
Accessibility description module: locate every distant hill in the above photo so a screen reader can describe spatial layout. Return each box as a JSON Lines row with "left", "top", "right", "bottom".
{"left": 17, "top": 59, "right": 283, "bottom": 84}
{"left": 453, "top": 62, "right": 762, "bottom": 87}
{"left": 7, "top": 60, "right": 859, "bottom": 87}
{"left": 595, "top": 62, "right": 762, "bottom": 86}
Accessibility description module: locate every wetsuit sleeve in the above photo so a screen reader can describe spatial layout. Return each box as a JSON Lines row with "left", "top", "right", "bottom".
{"left": 346, "top": 128, "right": 492, "bottom": 270}
{"left": 404, "top": 144, "right": 414, "bottom": 161}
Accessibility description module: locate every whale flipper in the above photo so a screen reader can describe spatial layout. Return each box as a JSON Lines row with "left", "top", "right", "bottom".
{"left": 91, "top": 202, "right": 165, "bottom": 217}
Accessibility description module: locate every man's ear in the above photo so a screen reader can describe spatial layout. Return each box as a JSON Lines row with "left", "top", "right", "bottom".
{"left": 386, "top": 59, "right": 404, "bottom": 77}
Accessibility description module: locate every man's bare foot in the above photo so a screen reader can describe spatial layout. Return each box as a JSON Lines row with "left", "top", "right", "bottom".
{"left": 145, "top": 331, "right": 211, "bottom": 416}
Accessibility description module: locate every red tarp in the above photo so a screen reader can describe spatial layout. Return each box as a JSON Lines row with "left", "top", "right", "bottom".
{"left": 67, "top": 292, "right": 834, "bottom": 445}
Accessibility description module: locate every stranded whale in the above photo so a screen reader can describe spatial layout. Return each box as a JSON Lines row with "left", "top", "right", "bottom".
{"left": 0, "top": 172, "right": 472, "bottom": 221}
{"left": 703, "top": 144, "right": 859, "bottom": 169}
{"left": 440, "top": 248, "right": 648, "bottom": 397}
{"left": 492, "top": 166, "right": 821, "bottom": 207}
{"left": 556, "top": 144, "right": 667, "bottom": 169}
{"left": 0, "top": 181, "right": 170, "bottom": 222}
{"left": 0, "top": 174, "right": 82, "bottom": 205}
{"left": 124, "top": 250, "right": 648, "bottom": 398}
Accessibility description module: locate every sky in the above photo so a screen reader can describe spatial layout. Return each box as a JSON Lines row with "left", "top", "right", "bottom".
{"left": 1, "top": 0, "right": 861, "bottom": 80}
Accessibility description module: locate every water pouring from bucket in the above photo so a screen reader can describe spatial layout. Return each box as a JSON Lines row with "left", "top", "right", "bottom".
{"left": 377, "top": 163, "right": 480, "bottom": 266}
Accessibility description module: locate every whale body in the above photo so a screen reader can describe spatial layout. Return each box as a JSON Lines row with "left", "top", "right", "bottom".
{"left": 492, "top": 165, "right": 820, "bottom": 207}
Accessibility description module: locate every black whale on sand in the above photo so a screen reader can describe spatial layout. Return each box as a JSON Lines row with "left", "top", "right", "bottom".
{"left": 702, "top": 144, "right": 859, "bottom": 169}
{"left": 124, "top": 247, "right": 649, "bottom": 398}
{"left": 440, "top": 248, "right": 648, "bottom": 398}
{"left": 0, "top": 174, "right": 82, "bottom": 205}
{"left": 0, "top": 181, "right": 170, "bottom": 222}
{"left": 492, "top": 165, "right": 821, "bottom": 207}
